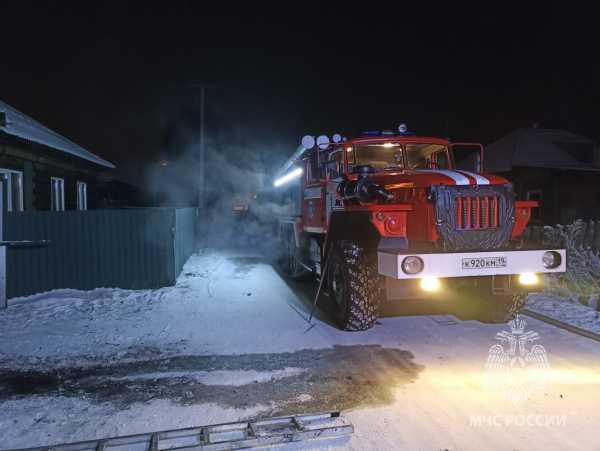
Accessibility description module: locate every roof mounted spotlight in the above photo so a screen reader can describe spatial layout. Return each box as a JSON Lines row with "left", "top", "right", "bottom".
{"left": 316, "top": 135, "right": 330, "bottom": 150}
{"left": 274, "top": 167, "right": 303, "bottom": 187}
{"left": 398, "top": 123, "right": 408, "bottom": 134}
{"left": 332, "top": 133, "right": 342, "bottom": 143}
{"left": 301, "top": 135, "right": 315, "bottom": 149}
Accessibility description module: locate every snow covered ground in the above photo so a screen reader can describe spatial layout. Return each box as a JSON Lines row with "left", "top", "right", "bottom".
{"left": 527, "top": 293, "right": 600, "bottom": 335}
{"left": 1, "top": 249, "right": 600, "bottom": 450}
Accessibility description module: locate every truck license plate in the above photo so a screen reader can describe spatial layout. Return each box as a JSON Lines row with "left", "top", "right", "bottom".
{"left": 462, "top": 256, "right": 507, "bottom": 269}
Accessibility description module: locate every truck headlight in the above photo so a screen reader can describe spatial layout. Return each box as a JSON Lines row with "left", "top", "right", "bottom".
{"left": 402, "top": 256, "right": 424, "bottom": 275}
{"left": 519, "top": 272, "right": 539, "bottom": 285}
{"left": 420, "top": 277, "right": 440, "bottom": 292}
{"left": 542, "top": 251, "right": 561, "bottom": 269}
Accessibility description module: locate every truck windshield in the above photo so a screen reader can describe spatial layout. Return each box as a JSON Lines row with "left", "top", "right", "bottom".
{"left": 350, "top": 142, "right": 450, "bottom": 171}
{"left": 351, "top": 143, "right": 404, "bottom": 170}
{"left": 405, "top": 143, "right": 449, "bottom": 169}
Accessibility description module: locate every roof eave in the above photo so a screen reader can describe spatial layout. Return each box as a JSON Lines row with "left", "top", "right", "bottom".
{"left": 0, "top": 129, "right": 115, "bottom": 169}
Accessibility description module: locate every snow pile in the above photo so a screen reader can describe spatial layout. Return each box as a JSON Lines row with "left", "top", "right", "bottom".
{"left": 538, "top": 220, "right": 600, "bottom": 300}
{"left": 0, "top": 250, "right": 328, "bottom": 370}
{"left": 523, "top": 220, "right": 600, "bottom": 334}
{"left": 527, "top": 293, "right": 600, "bottom": 335}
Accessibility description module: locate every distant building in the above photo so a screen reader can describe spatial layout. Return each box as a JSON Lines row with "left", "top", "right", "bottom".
{"left": 486, "top": 127, "right": 600, "bottom": 225}
{"left": 0, "top": 100, "right": 114, "bottom": 211}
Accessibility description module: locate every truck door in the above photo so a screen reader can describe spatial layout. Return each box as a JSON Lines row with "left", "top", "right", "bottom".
{"left": 451, "top": 143, "right": 484, "bottom": 173}
{"left": 325, "top": 149, "right": 344, "bottom": 226}
{"left": 302, "top": 152, "right": 326, "bottom": 233}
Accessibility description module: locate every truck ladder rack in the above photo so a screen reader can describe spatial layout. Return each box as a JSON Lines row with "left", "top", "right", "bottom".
{"left": 8, "top": 411, "right": 353, "bottom": 451}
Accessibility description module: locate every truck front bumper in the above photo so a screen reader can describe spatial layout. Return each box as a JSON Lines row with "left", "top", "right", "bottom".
{"left": 378, "top": 248, "right": 566, "bottom": 280}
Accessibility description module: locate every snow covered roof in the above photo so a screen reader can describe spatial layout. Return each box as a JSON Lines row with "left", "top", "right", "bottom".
{"left": 0, "top": 99, "right": 115, "bottom": 169}
{"left": 485, "top": 128, "right": 599, "bottom": 172}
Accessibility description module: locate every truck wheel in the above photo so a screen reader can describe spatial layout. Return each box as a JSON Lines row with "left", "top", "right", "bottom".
{"left": 460, "top": 278, "right": 527, "bottom": 323}
{"left": 328, "top": 241, "right": 381, "bottom": 331}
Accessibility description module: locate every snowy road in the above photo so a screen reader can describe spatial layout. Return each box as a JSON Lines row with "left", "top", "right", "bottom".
{"left": 1, "top": 249, "right": 599, "bottom": 450}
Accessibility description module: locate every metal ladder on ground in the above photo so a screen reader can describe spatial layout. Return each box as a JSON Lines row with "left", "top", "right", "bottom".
{"left": 9, "top": 411, "right": 353, "bottom": 451}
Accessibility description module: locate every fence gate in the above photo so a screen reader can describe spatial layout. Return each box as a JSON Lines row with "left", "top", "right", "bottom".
{"left": 0, "top": 178, "right": 48, "bottom": 309}
{"left": 3, "top": 207, "right": 197, "bottom": 301}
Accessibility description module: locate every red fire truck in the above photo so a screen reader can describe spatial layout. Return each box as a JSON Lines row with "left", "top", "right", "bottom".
{"left": 274, "top": 125, "right": 566, "bottom": 331}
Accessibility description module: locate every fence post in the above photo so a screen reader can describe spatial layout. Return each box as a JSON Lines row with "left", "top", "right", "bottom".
{"left": 0, "top": 178, "right": 6, "bottom": 309}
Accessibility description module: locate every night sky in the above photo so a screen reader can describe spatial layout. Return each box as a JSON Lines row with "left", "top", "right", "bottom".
{"left": 1, "top": 2, "right": 598, "bottom": 178}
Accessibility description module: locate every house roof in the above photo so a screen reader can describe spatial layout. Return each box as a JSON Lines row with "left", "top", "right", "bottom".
{"left": 485, "top": 127, "right": 599, "bottom": 173}
{"left": 0, "top": 99, "right": 115, "bottom": 169}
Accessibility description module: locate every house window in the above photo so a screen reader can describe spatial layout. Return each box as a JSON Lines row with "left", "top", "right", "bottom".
{"left": 51, "top": 177, "right": 65, "bottom": 211}
{"left": 0, "top": 168, "right": 24, "bottom": 212}
{"left": 77, "top": 181, "right": 88, "bottom": 210}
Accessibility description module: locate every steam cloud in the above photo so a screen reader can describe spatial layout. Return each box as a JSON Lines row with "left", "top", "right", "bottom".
{"left": 144, "top": 123, "right": 292, "bottom": 260}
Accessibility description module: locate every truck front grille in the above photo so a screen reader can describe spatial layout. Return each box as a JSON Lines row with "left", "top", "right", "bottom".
{"left": 456, "top": 195, "right": 500, "bottom": 230}
{"left": 432, "top": 185, "right": 514, "bottom": 251}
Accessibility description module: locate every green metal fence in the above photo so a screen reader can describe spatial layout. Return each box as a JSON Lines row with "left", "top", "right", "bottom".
{"left": 174, "top": 208, "right": 198, "bottom": 276}
{"left": 5, "top": 207, "right": 198, "bottom": 299}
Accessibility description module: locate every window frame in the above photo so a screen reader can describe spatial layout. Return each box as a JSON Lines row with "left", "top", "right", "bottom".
{"left": 326, "top": 149, "right": 345, "bottom": 179}
{"left": 431, "top": 149, "right": 450, "bottom": 169}
{"left": 0, "top": 168, "right": 24, "bottom": 212}
{"left": 51, "top": 177, "right": 65, "bottom": 211}
{"left": 77, "top": 181, "right": 88, "bottom": 211}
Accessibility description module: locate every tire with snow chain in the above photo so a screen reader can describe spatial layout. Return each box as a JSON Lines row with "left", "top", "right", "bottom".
{"left": 328, "top": 240, "right": 382, "bottom": 331}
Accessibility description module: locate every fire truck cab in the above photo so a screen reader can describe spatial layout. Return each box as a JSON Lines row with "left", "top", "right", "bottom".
{"left": 274, "top": 125, "right": 565, "bottom": 330}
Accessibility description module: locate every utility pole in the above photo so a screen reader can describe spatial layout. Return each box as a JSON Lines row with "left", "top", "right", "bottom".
{"left": 199, "top": 85, "right": 205, "bottom": 209}
{"left": 187, "top": 83, "right": 207, "bottom": 209}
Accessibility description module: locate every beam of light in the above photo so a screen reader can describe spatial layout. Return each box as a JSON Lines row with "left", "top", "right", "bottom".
{"left": 274, "top": 167, "right": 303, "bottom": 187}
{"left": 416, "top": 366, "right": 600, "bottom": 391}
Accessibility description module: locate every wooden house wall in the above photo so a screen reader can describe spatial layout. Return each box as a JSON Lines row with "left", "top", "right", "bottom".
{"left": 0, "top": 135, "right": 108, "bottom": 210}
